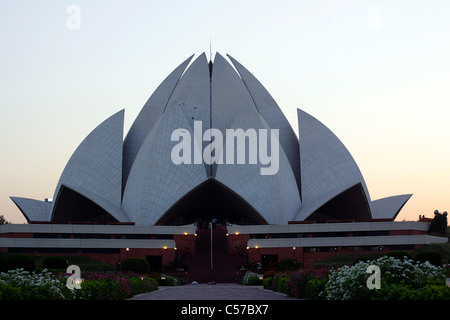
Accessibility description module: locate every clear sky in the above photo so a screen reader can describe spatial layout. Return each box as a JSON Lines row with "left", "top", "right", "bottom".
{"left": 1, "top": 0, "right": 449, "bottom": 223}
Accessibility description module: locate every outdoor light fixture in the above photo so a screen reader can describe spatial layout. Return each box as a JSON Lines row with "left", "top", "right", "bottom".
{"left": 73, "top": 278, "right": 83, "bottom": 286}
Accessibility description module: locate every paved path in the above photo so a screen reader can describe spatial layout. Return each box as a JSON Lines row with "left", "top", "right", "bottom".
{"left": 129, "top": 283, "right": 296, "bottom": 300}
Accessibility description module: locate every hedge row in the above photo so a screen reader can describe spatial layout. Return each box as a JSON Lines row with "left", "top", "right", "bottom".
{"left": 260, "top": 254, "right": 450, "bottom": 300}
{"left": 0, "top": 269, "right": 158, "bottom": 300}
{"left": 262, "top": 268, "right": 329, "bottom": 299}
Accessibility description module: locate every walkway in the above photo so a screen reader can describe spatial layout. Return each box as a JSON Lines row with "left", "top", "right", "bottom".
{"left": 129, "top": 283, "right": 296, "bottom": 300}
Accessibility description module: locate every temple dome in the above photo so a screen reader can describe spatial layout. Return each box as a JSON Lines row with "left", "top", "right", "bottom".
{"left": 11, "top": 53, "right": 411, "bottom": 225}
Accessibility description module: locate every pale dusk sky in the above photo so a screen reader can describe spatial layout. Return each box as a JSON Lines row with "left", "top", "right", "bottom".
{"left": 0, "top": 0, "right": 449, "bottom": 223}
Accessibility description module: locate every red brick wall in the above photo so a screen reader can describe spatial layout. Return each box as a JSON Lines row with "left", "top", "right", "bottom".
{"left": 390, "top": 230, "right": 425, "bottom": 236}
{"left": 174, "top": 234, "right": 196, "bottom": 256}
{"left": 227, "top": 234, "right": 250, "bottom": 256}
{"left": 119, "top": 248, "right": 175, "bottom": 267}
{"left": 0, "top": 233, "right": 33, "bottom": 238}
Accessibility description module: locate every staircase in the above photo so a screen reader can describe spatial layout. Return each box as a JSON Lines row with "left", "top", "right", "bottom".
{"left": 183, "top": 225, "right": 243, "bottom": 283}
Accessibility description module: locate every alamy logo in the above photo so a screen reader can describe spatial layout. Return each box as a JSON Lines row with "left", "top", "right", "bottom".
{"left": 171, "top": 121, "right": 279, "bottom": 175}
{"left": 66, "top": 265, "right": 83, "bottom": 289}
{"left": 366, "top": 265, "right": 381, "bottom": 290}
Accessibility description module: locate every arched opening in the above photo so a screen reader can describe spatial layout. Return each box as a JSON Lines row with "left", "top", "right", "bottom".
{"left": 306, "top": 183, "right": 372, "bottom": 222}
{"left": 51, "top": 185, "right": 119, "bottom": 224}
{"left": 155, "top": 178, "right": 268, "bottom": 225}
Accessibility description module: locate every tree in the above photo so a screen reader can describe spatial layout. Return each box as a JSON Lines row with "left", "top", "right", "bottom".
{"left": 0, "top": 215, "right": 10, "bottom": 225}
{"left": 428, "top": 210, "right": 448, "bottom": 234}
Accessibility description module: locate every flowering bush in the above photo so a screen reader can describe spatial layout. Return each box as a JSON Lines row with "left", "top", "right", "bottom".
{"left": 0, "top": 268, "right": 72, "bottom": 300}
{"left": 74, "top": 271, "right": 157, "bottom": 300}
{"left": 263, "top": 270, "right": 276, "bottom": 279}
{"left": 286, "top": 267, "right": 329, "bottom": 299}
{"left": 242, "top": 271, "right": 262, "bottom": 285}
{"left": 324, "top": 256, "right": 447, "bottom": 300}
{"left": 0, "top": 269, "right": 157, "bottom": 300}
{"left": 270, "top": 272, "right": 289, "bottom": 293}
{"left": 443, "top": 264, "right": 450, "bottom": 277}
{"left": 158, "top": 274, "right": 179, "bottom": 286}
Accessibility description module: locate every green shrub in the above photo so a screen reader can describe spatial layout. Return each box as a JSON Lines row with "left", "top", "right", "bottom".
{"left": 286, "top": 269, "right": 312, "bottom": 298}
{"left": 270, "top": 272, "right": 284, "bottom": 291}
{"left": 324, "top": 256, "right": 446, "bottom": 300}
{"left": 375, "top": 283, "right": 450, "bottom": 300}
{"left": 277, "top": 277, "right": 288, "bottom": 293}
{"left": 0, "top": 256, "right": 5, "bottom": 272}
{"left": 305, "top": 278, "right": 327, "bottom": 300}
{"left": 0, "top": 281, "right": 23, "bottom": 300}
{"left": 414, "top": 285, "right": 450, "bottom": 299}
{"left": 242, "top": 271, "right": 262, "bottom": 285}
{"left": 263, "top": 277, "right": 272, "bottom": 289}
{"left": 80, "top": 280, "right": 121, "bottom": 300}
{"left": 128, "top": 276, "right": 158, "bottom": 296}
{"left": 42, "top": 256, "right": 68, "bottom": 270}
{"left": 0, "top": 269, "right": 157, "bottom": 300}
{"left": 386, "top": 251, "right": 413, "bottom": 261}
{"left": 0, "top": 269, "right": 72, "bottom": 300}
{"left": 120, "top": 258, "right": 149, "bottom": 274}
{"left": 77, "top": 272, "right": 157, "bottom": 299}
{"left": 270, "top": 273, "right": 289, "bottom": 293}
{"left": 444, "top": 265, "right": 450, "bottom": 277}
{"left": 6, "top": 254, "right": 35, "bottom": 272}
{"left": 415, "top": 251, "right": 442, "bottom": 266}
{"left": 278, "top": 258, "right": 301, "bottom": 272}
{"left": 247, "top": 275, "right": 261, "bottom": 285}
{"left": 286, "top": 268, "right": 329, "bottom": 298}
{"left": 158, "top": 275, "right": 178, "bottom": 286}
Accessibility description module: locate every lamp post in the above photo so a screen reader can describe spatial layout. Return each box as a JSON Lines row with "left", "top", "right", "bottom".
{"left": 210, "top": 222, "right": 213, "bottom": 274}
{"left": 126, "top": 247, "right": 129, "bottom": 259}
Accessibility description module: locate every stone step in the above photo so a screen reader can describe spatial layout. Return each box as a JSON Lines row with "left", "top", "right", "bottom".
{"left": 183, "top": 226, "right": 244, "bottom": 283}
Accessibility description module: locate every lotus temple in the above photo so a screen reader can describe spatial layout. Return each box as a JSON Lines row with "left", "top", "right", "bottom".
{"left": 1, "top": 53, "right": 446, "bottom": 282}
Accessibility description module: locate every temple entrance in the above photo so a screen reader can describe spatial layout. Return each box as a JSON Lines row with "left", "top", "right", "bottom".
{"left": 155, "top": 178, "right": 266, "bottom": 282}
{"left": 183, "top": 224, "right": 243, "bottom": 283}
{"left": 155, "top": 178, "right": 267, "bottom": 226}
